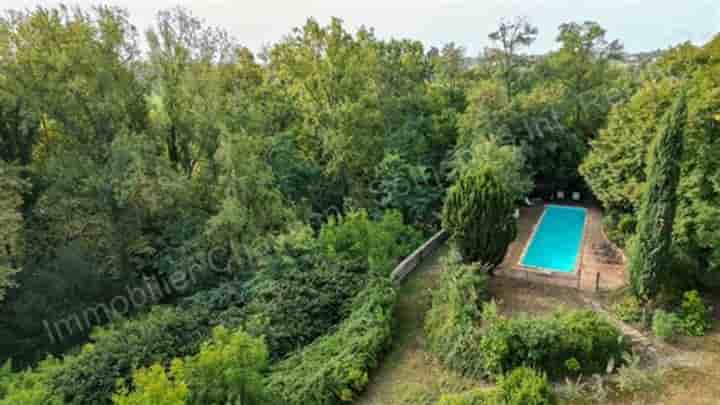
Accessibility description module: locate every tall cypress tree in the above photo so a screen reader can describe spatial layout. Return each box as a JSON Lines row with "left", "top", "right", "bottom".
{"left": 629, "top": 92, "right": 687, "bottom": 302}
{"left": 442, "top": 168, "right": 516, "bottom": 272}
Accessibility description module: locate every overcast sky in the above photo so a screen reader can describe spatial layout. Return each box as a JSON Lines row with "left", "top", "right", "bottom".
{"left": 4, "top": 1, "right": 719, "bottom": 55}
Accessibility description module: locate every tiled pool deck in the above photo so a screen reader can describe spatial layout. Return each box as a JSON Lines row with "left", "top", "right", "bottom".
{"left": 497, "top": 203, "right": 626, "bottom": 292}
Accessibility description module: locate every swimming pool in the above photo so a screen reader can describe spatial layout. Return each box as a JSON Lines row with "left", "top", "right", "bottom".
{"left": 520, "top": 205, "right": 587, "bottom": 273}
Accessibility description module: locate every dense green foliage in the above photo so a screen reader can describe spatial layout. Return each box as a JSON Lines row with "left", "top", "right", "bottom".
{"left": 442, "top": 169, "right": 516, "bottom": 268}
{"left": 113, "top": 327, "right": 269, "bottom": 405}
{"left": 112, "top": 362, "right": 189, "bottom": 405}
{"left": 0, "top": 161, "right": 26, "bottom": 302}
{"left": 0, "top": 5, "right": 449, "bottom": 370}
{"left": 460, "top": 21, "right": 629, "bottom": 190}
{"left": 478, "top": 305, "right": 626, "bottom": 378}
{"left": 214, "top": 211, "right": 418, "bottom": 360}
{"left": 48, "top": 308, "right": 210, "bottom": 405}
{"left": 318, "top": 209, "right": 422, "bottom": 276}
{"left": 628, "top": 93, "right": 687, "bottom": 301}
{"left": 612, "top": 295, "right": 644, "bottom": 323}
{"left": 493, "top": 367, "right": 556, "bottom": 405}
{"left": 266, "top": 278, "right": 396, "bottom": 405}
{"left": 0, "top": 358, "right": 62, "bottom": 405}
{"left": 449, "top": 138, "right": 533, "bottom": 202}
{"left": 425, "top": 251, "right": 489, "bottom": 378}
{"left": 0, "top": 2, "right": 716, "bottom": 403}
{"left": 581, "top": 37, "right": 720, "bottom": 288}
{"left": 0, "top": 307, "right": 210, "bottom": 405}
{"left": 679, "top": 290, "right": 712, "bottom": 336}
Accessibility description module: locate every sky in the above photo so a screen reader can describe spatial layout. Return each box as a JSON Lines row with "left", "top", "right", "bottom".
{"left": 4, "top": 0, "right": 719, "bottom": 55}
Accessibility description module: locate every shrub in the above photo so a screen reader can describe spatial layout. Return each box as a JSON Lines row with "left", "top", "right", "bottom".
{"left": 113, "top": 327, "right": 268, "bottom": 405}
{"left": 612, "top": 353, "right": 663, "bottom": 394}
{"left": 557, "top": 375, "right": 609, "bottom": 404}
{"left": 395, "top": 384, "right": 438, "bottom": 405}
{"left": 652, "top": 309, "right": 681, "bottom": 342}
{"left": 425, "top": 251, "right": 489, "bottom": 378}
{"left": 478, "top": 308, "right": 626, "bottom": 379}
{"left": 237, "top": 261, "right": 366, "bottom": 360}
{"left": 225, "top": 222, "right": 380, "bottom": 360}
{"left": 0, "top": 361, "right": 11, "bottom": 398}
{"left": 184, "top": 327, "right": 268, "bottom": 404}
{"left": 442, "top": 168, "right": 516, "bottom": 269}
{"left": 495, "top": 367, "right": 556, "bottom": 405}
{"left": 213, "top": 213, "right": 419, "bottom": 362}
{"left": 266, "top": 278, "right": 396, "bottom": 405}
{"left": 319, "top": 209, "right": 422, "bottom": 276}
{"left": 46, "top": 307, "right": 212, "bottom": 405}
{"left": 679, "top": 290, "right": 711, "bottom": 336}
{"left": 112, "top": 362, "right": 188, "bottom": 405}
{"left": 612, "top": 295, "right": 644, "bottom": 323}
{"left": 372, "top": 152, "right": 444, "bottom": 230}
{"left": 436, "top": 368, "right": 556, "bottom": 405}
{"left": 449, "top": 137, "right": 533, "bottom": 203}
{"left": 0, "top": 357, "right": 62, "bottom": 405}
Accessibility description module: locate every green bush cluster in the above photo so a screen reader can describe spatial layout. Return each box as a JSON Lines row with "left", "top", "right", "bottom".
{"left": 112, "top": 326, "right": 269, "bottom": 405}
{"left": 50, "top": 307, "right": 212, "bottom": 405}
{"left": 0, "top": 307, "right": 211, "bottom": 405}
{"left": 612, "top": 295, "right": 644, "bottom": 323}
{"left": 425, "top": 251, "right": 489, "bottom": 377}
{"left": 223, "top": 211, "right": 419, "bottom": 360}
{"left": 652, "top": 309, "right": 681, "bottom": 342}
{"left": 679, "top": 290, "right": 712, "bottom": 336}
{"left": 612, "top": 352, "right": 664, "bottom": 394}
{"left": 319, "top": 209, "right": 422, "bottom": 276}
{"left": 0, "top": 357, "right": 62, "bottom": 405}
{"left": 437, "top": 368, "right": 556, "bottom": 405}
{"left": 494, "top": 367, "right": 556, "bottom": 405}
{"left": 479, "top": 308, "right": 626, "bottom": 378}
{"left": 266, "top": 278, "right": 396, "bottom": 405}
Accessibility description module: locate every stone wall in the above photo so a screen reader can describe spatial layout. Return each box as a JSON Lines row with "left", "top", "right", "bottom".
{"left": 390, "top": 230, "right": 448, "bottom": 284}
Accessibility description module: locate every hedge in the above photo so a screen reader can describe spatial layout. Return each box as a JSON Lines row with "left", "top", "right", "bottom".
{"left": 266, "top": 278, "right": 396, "bottom": 404}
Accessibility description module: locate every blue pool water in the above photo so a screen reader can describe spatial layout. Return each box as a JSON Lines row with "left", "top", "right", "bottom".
{"left": 521, "top": 205, "right": 587, "bottom": 273}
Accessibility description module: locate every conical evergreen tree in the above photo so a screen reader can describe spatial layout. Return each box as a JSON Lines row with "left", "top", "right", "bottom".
{"left": 442, "top": 168, "right": 516, "bottom": 272}
{"left": 629, "top": 92, "right": 687, "bottom": 302}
